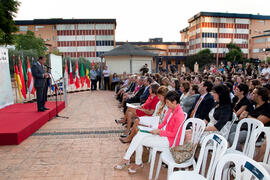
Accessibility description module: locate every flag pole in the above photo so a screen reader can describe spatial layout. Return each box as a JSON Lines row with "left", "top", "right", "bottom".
{"left": 13, "top": 55, "right": 18, "bottom": 103}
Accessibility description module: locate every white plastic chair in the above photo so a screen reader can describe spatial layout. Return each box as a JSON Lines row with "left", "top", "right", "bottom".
{"left": 155, "top": 118, "right": 206, "bottom": 180}
{"left": 227, "top": 118, "right": 264, "bottom": 155}
{"left": 199, "top": 112, "right": 238, "bottom": 176}
{"left": 248, "top": 126, "right": 270, "bottom": 164}
{"left": 168, "top": 133, "right": 228, "bottom": 180}
{"left": 147, "top": 112, "right": 187, "bottom": 179}
{"left": 223, "top": 118, "right": 263, "bottom": 179}
{"left": 215, "top": 153, "right": 270, "bottom": 180}
{"left": 224, "top": 112, "right": 238, "bottom": 140}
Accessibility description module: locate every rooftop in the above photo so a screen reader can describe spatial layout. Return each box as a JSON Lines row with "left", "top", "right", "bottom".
{"left": 117, "top": 41, "right": 186, "bottom": 46}
{"left": 15, "top": 18, "right": 117, "bottom": 25}
{"left": 188, "top": 12, "right": 270, "bottom": 23}
{"left": 102, "top": 43, "right": 157, "bottom": 57}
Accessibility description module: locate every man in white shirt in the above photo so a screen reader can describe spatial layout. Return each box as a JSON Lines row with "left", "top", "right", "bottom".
{"left": 103, "top": 66, "right": 110, "bottom": 90}
{"left": 261, "top": 63, "right": 270, "bottom": 79}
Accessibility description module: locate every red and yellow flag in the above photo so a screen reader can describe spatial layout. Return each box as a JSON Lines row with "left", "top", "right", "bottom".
{"left": 19, "top": 58, "right": 27, "bottom": 98}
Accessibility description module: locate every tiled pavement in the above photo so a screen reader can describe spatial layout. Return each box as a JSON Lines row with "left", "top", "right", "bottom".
{"left": 0, "top": 91, "right": 167, "bottom": 180}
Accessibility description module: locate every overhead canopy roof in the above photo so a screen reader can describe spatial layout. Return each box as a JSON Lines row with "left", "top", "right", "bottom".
{"left": 101, "top": 43, "right": 157, "bottom": 57}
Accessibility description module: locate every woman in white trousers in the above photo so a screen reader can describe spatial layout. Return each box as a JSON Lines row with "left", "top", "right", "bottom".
{"left": 114, "top": 91, "right": 186, "bottom": 174}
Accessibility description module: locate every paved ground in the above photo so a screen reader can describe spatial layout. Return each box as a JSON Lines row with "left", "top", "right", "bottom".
{"left": 0, "top": 91, "right": 167, "bottom": 180}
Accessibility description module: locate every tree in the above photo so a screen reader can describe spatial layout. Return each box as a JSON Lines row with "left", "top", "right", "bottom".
{"left": 186, "top": 49, "right": 214, "bottom": 70}
{"left": 0, "top": 0, "right": 20, "bottom": 45}
{"left": 15, "top": 31, "right": 48, "bottom": 56}
{"left": 225, "top": 42, "right": 243, "bottom": 63}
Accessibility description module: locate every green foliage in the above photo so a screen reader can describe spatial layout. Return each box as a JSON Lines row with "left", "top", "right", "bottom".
{"left": 8, "top": 49, "right": 39, "bottom": 76}
{"left": 267, "top": 57, "right": 270, "bottom": 63}
{"left": 186, "top": 49, "right": 214, "bottom": 70}
{"left": 14, "top": 31, "right": 48, "bottom": 56}
{"left": 0, "top": 0, "right": 20, "bottom": 45}
{"left": 225, "top": 43, "right": 243, "bottom": 63}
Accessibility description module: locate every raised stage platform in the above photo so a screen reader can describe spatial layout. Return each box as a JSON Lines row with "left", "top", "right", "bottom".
{"left": 0, "top": 101, "right": 65, "bottom": 145}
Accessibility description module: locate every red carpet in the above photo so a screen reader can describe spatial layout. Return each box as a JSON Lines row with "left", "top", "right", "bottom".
{"left": 0, "top": 101, "right": 65, "bottom": 145}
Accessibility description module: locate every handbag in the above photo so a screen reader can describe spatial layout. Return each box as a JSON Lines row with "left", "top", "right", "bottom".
{"left": 170, "top": 142, "right": 195, "bottom": 164}
{"left": 169, "top": 119, "right": 196, "bottom": 164}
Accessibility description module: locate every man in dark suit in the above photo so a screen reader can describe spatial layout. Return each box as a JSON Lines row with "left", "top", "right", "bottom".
{"left": 123, "top": 77, "right": 145, "bottom": 113}
{"left": 139, "top": 77, "right": 152, "bottom": 104}
{"left": 188, "top": 80, "right": 215, "bottom": 121}
{"left": 31, "top": 56, "right": 50, "bottom": 112}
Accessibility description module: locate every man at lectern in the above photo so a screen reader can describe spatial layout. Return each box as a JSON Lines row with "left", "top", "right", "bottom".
{"left": 31, "top": 56, "right": 50, "bottom": 112}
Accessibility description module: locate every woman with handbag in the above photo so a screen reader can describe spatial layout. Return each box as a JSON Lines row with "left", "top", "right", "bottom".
{"left": 114, "top": 91, "right": 186, "bottom": 174}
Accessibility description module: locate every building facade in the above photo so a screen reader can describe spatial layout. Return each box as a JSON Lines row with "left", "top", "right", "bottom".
{"left": 117, "top": 38, "right": 187, "bottom": 72}
{"left": 180, "top": 12, "right": 270, "bottom": 62}
{"left": 15, "top": 18, "right": 116, "bottom": 61}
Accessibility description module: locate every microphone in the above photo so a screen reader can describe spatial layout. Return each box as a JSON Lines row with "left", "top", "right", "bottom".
{"left": 44, "top": 64, "right": 52, "bottom": 69}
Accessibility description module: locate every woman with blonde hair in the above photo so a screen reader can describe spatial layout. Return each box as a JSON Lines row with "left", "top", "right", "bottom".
{"left": 161, "top": 77, "right": 174, "bottom": 91}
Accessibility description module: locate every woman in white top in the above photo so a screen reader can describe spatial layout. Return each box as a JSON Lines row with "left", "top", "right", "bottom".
{"left": 119, "top": 86, "right": 169, "bottom": 143}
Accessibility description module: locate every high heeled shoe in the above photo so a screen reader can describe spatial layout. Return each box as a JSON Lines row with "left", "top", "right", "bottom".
{"left": 115, "top": 119, "right": 122, "bottom": 124}
{"left": 128, "top": 164, "right": 144, "bottom": 174}
{"left": 119, "top": 137, "right": 131, "bottom": 144}
{"left": 114, "top": 161, "right": 130, "bottom": 170}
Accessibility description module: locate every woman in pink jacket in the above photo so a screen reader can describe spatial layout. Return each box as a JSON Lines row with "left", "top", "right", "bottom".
{"left": 114, "top": 91, "right": 186, "bottom": 174}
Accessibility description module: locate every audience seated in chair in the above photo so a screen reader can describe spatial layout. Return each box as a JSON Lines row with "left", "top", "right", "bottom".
{"left": 229, "top": 86, "right": 270, "bottom": 150}
{"left": 116, "top": 83, "right": 160, "bottom": 137}
{"left": 114, "top": 91, "right": 186, "bottom": 174}
{"left": 119, "top": 86, "right": 169, "bottom": 143}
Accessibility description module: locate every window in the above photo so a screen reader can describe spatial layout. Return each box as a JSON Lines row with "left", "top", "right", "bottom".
{"left": 255, "top": 38, "right": 266, "bottom": 43}
{"left": 35, "top": 26, "right": 44, "bottom": 31}
{"left": 53, "top": 25, "right": 56, "bottom": 31}
{"left": 19, "top": 26, "right": 28, "bottom": 31}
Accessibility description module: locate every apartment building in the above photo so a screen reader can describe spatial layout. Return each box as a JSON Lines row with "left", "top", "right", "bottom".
{"left": 15, "top": 18, "right": 116, "bottom": 61}
{"left": 180, "top": 12, "right": 270, "bottom": 61}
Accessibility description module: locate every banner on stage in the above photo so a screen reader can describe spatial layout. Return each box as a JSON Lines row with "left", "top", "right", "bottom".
{"left": 0, "top": 47, "right": 14, "bottom": 109}
{"left": 50, "top": 54, "right": 63, "bottom": 84}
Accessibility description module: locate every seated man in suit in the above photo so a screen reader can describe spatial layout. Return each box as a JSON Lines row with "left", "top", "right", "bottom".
{"left": 31, "top": 56, "right": 50, "bottom": 112}
{"left": 188, "top": 80, "right": 215, "bottom": 122}
{"left": 122, "top": 77, "right": 145, "bottom": 113}
{"left": 139, "top": 77, "right": 152, "bottom": 104}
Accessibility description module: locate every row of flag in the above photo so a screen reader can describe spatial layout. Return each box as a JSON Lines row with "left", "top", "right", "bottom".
{"left": 13, "top": 56, "right": 96, "bottom": 101}
{"left": 13, "top": 56, "right": 35, "bottom": 100}
{"left": 65, "top": 60, "right": 96, "bottom": 89}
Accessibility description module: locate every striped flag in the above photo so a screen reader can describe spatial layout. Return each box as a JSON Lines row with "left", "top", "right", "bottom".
{"left": 22, "top": 57, "right": 28, "bottom": 92}
{"left": 69, "top": 60, "right": 74, "bottom": 85}
{"left": 14, "top": 64, "right": 23, "bottom": 100}
{"left": 86, "top": 63, "right": 90, "bottom": 88}
{"left": 19, "top": 58, "right": 27, "bottom": 98}
{"left": 64, "top": 59, "right": 69, "bottom": 87}
{"left": 27, "top": 57, "right": 35, "bottom": 95}
{"left": 74, "top": 60, "right": 80, "bottom": 89}
{"left": 80, "top": 62, "right": 85, "bottom": 87}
